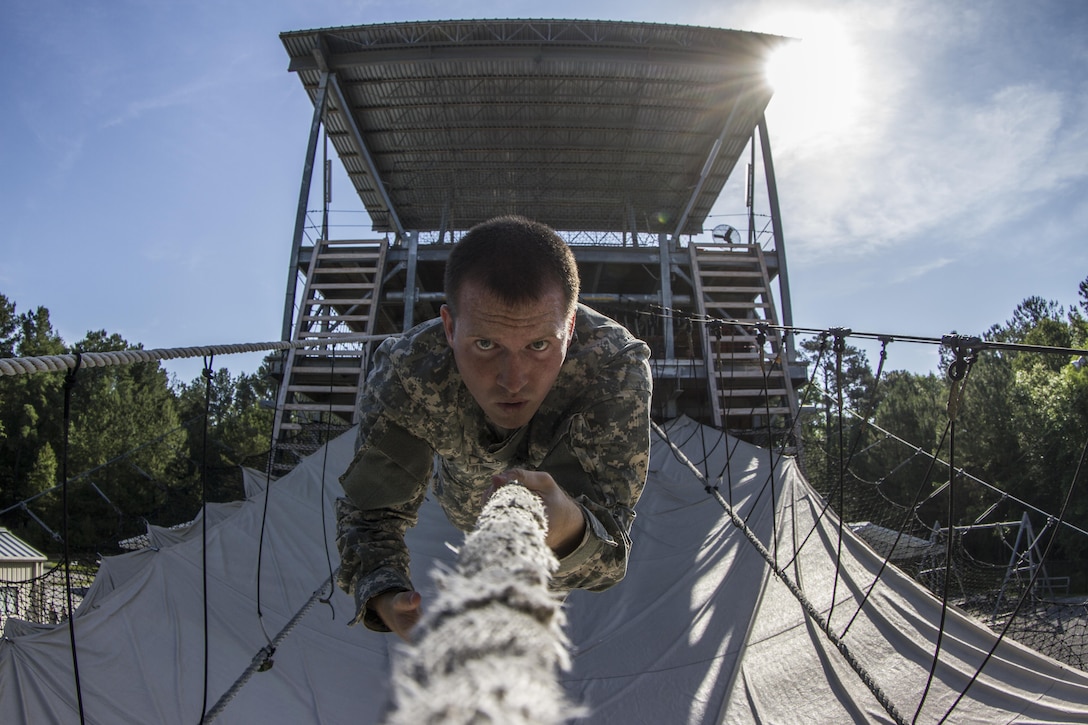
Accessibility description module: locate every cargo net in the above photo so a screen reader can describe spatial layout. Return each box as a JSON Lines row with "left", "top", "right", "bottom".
{"left": 1, "top": 562, "right": 96, "bottom": 632}
{"left": 794, "top": 330, "right": 1088, "bottom": 673}
{"left": 806, "top": 443, "right": 1088, "bottom": 671}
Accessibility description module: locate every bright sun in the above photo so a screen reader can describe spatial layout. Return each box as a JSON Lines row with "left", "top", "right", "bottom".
{"left": 763, "top": 15, "right": 864, "bottom": 142}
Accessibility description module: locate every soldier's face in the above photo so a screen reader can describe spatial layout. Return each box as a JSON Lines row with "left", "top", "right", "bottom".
{"left": 441, "top": 280, "right": 575, "bottom": 431}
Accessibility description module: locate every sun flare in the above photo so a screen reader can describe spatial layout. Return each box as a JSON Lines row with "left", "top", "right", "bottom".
{"left": 763, "top": 15, "right": 864, "bottom": 142}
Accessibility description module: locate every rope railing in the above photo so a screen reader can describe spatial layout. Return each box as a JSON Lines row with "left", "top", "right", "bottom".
{"left": 808, "top": 385, "right": 1088, "bottom": 540}
{"left": 202, "top": 572, "right": 337, "bottom": 724}
{"left": 0, "top": 335, "right": 398, "bottom": 377}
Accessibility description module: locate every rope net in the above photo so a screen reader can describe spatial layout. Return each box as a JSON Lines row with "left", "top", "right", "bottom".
{"left": 643, "top": 311, "right": 1088, "bottom": 690}
{"left": 0, "top": 561, "right": 96, "bottom": 632}
{"left": 801, "top": 398, "right": 1088, "bottom": 672}
{"left": 2, "top": 313, "right": 1086, "bottom": 722}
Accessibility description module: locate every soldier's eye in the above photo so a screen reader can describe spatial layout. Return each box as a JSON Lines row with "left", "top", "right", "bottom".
{"left": 529, "top": 340, "right": 550, "bottom": 351}
{"left": 475, "top": 339, "right": 494, "bottom": 351}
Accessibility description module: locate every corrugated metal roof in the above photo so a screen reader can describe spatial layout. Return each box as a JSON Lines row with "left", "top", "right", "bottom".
{"left": 281, "top": 19, "right": 788, "bottom": 236}
{"left": 0, "top": 527, "right": 47, "bottom": 562}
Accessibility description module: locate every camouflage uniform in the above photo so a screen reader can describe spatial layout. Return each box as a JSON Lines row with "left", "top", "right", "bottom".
{"left": 337, "top": 304, "right": 652, "bottom": 631}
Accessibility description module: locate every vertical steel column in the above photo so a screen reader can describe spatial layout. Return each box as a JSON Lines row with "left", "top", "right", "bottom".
{"left": 658, "top": 231, "right": 674, "bottom": 360}
{"left": 670, "top": 92, "right": 743, "bottom": 242}
{"left": 281, "top": 72, "right": 329, "bottom": 342}
{"left": 327, "top": 73, "right": 406, "bottom": 240}
{"left": 402, "top": 230, "right": 419, "bottom": 332}
{"left": 757, "top": 114, "right": 795, "bottom": 330}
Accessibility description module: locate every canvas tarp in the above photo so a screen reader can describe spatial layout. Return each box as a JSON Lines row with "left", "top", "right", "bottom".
{"left": 2, "top": 416, "right": 1086, "bottom": 723}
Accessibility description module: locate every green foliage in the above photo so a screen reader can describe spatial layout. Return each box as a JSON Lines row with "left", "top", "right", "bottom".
{"left": 27, "top": 443, "right": 57, "bottom": 495}
{"left": 0, "top": 294, "right": 17, "bottom": 357}
{"left": 0, "top": 297, "right": 66, "bottom": 504}
{"left": 800, "top": 276, "right": 1088, "bottom": 590}
{"left": 0, "top": 293, "right": 279, "bottom": 560}
{"left": 169, "top": 360, "right": 277, "bottom": 510}
{"left": 797, "top": 335, "right": 877, "bottom": 505}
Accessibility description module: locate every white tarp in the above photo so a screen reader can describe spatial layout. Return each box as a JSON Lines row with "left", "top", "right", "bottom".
{"left": 2, "top": 416, "right": 1086, "bottom": 723}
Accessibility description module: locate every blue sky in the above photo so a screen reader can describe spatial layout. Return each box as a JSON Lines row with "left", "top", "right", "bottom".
{"left": 3, "top": 0, "right": 1087, "bottom": 383}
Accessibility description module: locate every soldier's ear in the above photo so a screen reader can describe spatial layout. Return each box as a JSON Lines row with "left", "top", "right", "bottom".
{"left": 440, "top": 305, "right": 456, "bottom": 344}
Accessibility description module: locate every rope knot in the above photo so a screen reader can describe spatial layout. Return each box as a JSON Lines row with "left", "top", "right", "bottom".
{"left": 63, "top": 352, "right": 83, "bottom": 391}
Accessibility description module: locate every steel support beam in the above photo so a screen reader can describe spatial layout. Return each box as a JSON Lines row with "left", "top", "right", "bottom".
{"left": 327, "top": 72, "right": 406, "bottom": 240}
{"left": 658, "top": 232, "right": 675, "bottom": 360}
{"left": 757, "top": 114, "right": 794, "bottom": 330}
{"left": 670, "top": 91, "right": 744, "bottom": 242}
{"left": 281, "top": 71, "right": 329, "bottom": 342}
{"left": 402, "top": 230, "right": 419, "bottom": 331}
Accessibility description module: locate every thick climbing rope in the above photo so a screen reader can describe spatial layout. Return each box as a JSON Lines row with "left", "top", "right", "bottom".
{"left": 0, "top": 335, "right": 396, "bottom": 377}
{"left": 651, "top": 420, "right": 909, "bottom": 725}
{"left": 383, "top": 484, "right": 579, "bottom": 725}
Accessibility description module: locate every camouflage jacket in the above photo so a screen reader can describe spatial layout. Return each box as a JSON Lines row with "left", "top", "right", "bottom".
{"left": 336, "top": 304, "right": 652, "bottom": 631}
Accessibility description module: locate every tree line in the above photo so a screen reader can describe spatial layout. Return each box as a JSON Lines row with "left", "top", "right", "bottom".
{"left": 3, "top": 278, "right": 1087, "bottom": 582}
{"left": 798, "top": 275, "right": 1088, "bottom": 589}
{"left": 0, "top": 293, "right": 276, "bottom": 561}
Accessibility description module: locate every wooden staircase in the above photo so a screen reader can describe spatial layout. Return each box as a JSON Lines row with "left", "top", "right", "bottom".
{"left": 689, "top": 242, "right": 798, "bottom": 439}
{"left": 271, "top": 238, "right": 387, "bottom": 473}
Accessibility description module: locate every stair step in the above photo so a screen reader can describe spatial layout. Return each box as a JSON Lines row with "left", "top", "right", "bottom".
{"left": 315, "top": 269, "right": 377, "bottom": 276}
{"left": 298, "top": 329, "right": 368, "bottom": 338}
{"left": 312, "top": 264, "right": 379, "bottom": 270}
{"left": 304, "top": 280, "right": 376, "bottom": 289}
{"left": 710, "top": 335, "right": 786, "bottom": 344}
{"left": 304, "top": 298, "right": 373, "bottom": 306}
{"left": 703, "top": 301, "right": 771, "bottom": 309}
{"left": 711, "top": 367, "right": 788, "bottom": 377}
{"left": 713, "top": 372, "right": 789, "bottom": 381}
{"left": 283, "top": 403, "right": 357, "bottom": 413}
{"left": 292, "top": 346, "right": 369, "bottom": 354}
{"left": 711, "top": 353, "right": 784, "bottom": 362}
{"left": 287, "top": 385, "right": 360, "bottom": 394}
{"left": 718, "top": 388, "right": 789, "bottom": 397}
{"left": 315, "top": 252, "right": 382, "bottom": 261}
{"left": 700, "top": 269, "right": 763, "bottom": 276}
{"left": 301, "top": 314, "right": 372, "bottom": 322}
{"left": 320, "top": 238, "right": 385, "bottom": 245}
{"left": 693, "top": 244, "right": 760, "bottom": 253}
{"left": 288, "top": 366, "right": 364, "bottom": 375}
{"left": 720, "top": 407, "right": 793, "bottom": 416}
{"left": 700, "top": 283, "right": 770, "bottom": 291}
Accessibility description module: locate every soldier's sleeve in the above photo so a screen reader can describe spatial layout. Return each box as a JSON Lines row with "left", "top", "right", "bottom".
{"left": 335, "top": 340, "right": 435, "bottom": 631}
{"left": 543, "top": 338, "right": 652, "bottom": 593}
{"left": 335, "top": 484, "right": 427, "bottom": 631}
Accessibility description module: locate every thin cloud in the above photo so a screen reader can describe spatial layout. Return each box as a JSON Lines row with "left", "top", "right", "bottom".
{"left": 769, "top": 10, "right": 1088, "bottom": 266}
{"left": 889, "top": 256, "right": 954, "bottom": 284}
{"left": 101, "top": 58, "right": 254, "bottom": 130}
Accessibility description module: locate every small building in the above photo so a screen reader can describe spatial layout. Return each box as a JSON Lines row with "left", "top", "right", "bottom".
{"left": 0, "top": 527, "right": 48, "bottom": 622}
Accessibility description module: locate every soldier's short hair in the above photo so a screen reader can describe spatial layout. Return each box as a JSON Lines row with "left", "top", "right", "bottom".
{"left": 444, "top": 215, "right": 580, "bottom": 317}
